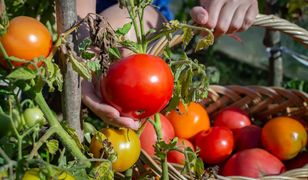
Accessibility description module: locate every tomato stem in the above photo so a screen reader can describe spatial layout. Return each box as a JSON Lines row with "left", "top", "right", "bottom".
{"left": 124, "top": 168, "right": 133, "bottom": 180}
{"left": 28, "top": 127, "right": 56, "bottom": 159}
{"left": 34, "top": 92, "right": 90, "bottom": 167}
{"left": 153, "top": 113, "right": 169, "bottom": 180}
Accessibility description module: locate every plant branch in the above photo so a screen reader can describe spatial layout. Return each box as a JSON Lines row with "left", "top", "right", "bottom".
{"left": 28, "top": 127, "right": 56, "bottom": 159}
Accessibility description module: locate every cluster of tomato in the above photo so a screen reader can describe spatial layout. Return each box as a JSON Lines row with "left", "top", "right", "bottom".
{"left": 140, "top": 104, "right": 308, "bottom": 178}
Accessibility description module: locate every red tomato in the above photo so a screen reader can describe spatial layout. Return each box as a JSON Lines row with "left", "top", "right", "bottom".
{"left": 214, "top": 107, "right": 251, "bottom": 130}
{"left": 233, "top": 125, "right": 262, "bottom": 151}
{"left": 0, "top": 16, "right": 52, "bottom": 68}
{"left": 140, "top": 113, "right": 175, "bottom": 157}
{"left": 167, "top": 138, "right": 194, "bottom": 165}
{"left": 100, "top": 54, "right": 173, "bottom": 119}
{"left": 261, "top": 116, "right": 307, "bottom": 160}
{"left": 222, "top": 148, "right": 285, "bottom": 178}
{"left": 195, "top": 127, "right": 234, "bottom": 164}
{"left": 166, "top": 102, "right": 210, "bottom": 139}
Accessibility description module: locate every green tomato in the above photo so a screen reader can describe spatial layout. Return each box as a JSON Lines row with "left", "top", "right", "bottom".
{"left": 0, "top": 112, "right": 12, "bottom": 138}
{"left": 23, "top": 107, "right": 46, "bottom": 128}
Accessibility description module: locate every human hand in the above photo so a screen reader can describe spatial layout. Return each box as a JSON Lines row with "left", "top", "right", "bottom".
{"left": 190, "top": 0, "right": 259, "bottom": 36}
{"left": 81, "top": 78, "right": 140, "bottom": 130}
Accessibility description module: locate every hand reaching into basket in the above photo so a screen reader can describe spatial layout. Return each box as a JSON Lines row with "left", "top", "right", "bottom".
{"left": 190, "top": 0, "right": 259, "bottom": 36}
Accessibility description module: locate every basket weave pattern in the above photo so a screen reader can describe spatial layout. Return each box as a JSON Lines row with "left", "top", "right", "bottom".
{"left": 140, "top": 13, "right": 308, "bottom": 180}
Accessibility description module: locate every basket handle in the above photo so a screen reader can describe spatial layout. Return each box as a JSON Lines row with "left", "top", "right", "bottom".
{"left": 149, "top": 14, "right": 308, "bottom": 56}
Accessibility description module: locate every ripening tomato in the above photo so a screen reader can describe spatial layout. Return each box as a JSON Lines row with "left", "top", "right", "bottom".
{"left": 166, "top": 102, "right": 210, "bottom": 139}
{"left": 261, "top": 116, "right": 307, "bottom": 160}
{"left": 140, "top": 113, "right": 175, "bottom": 157}
{"left": 90, "top": 128, "right": 141, "bottom": 172}
{"left": 0, "top": 16, "right": 52, "bottom": 68}
{"left": 22, "top": 169, "right": 75, "bottom": 180}
{"left": 167, "top": 138, "right": 194, "bottom": 165}
{"left": 100, "top": 54, "right": 173, "bottom": 119}
{"left": 214, "top": 107, "right": 251, "bottom": 130}
{"left": 195, "top": 127, "right": 234, "bottom": 164}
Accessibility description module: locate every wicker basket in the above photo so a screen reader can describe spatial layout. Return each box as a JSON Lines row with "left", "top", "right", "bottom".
{"left": 135, "top": 14, "right": 308, "bottom": 180}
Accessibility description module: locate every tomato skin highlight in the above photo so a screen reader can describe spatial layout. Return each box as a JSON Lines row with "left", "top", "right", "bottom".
{"left": 261, "top": 116, "right": 307, "bottom": 160}
{"left": 195, "top": 127, "right": 234, "bottom": 164}
{"left": 140, "top": 113, "right": 175, "bottom": 157}
{"left": 214, "top": 107, "right": 251, "bottom": 130}
{"left": 90, "top": 128, "right": 141, "bottom": 172}
{"left": 0, "top": 16, "right": 52, "bottom": 68}
{"left": 101, "top": 54, "right": 174, "bottom": 119}
{"left": 166, "top": 102, "right": 210, "bottom": 139}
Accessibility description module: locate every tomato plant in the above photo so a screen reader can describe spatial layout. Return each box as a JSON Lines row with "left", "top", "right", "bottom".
{"left": 214, "top": 107, "right": 251, "bottom": 130}
{"left": 166, "top": 102, "right": 210, "bottom": 139}
{"left": 261, "top": 116, "right": 307, "bottom": 160}
{"left": 167, "top": 138, "right": 194, "bottom": 165}
{"left": 222, "top": 148, "right": 285, "bottom": 178}
{"left": 0, "top": 16, "right": 52, "bottom": 68}
{"left": 100, "top": 54, "right": 174, "bottom": 119}
{"left": 23, "top": 107, "right": 46, "bottom": 128}
{"left": 195, "top": 127, "right": 234, "bottom": 164}
{"left": 140, "top": 113, "right": 175, "bottom": 157}
{"left": 90, "top": 128, "right": 141, "bottom": 172}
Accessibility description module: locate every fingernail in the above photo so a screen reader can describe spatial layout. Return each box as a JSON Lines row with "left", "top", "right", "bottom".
{"left": 197, "top": 14, "right": 206, "bottom": 24}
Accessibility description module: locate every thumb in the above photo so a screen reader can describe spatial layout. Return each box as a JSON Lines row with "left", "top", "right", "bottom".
{"left": 190, "top": 6, "right": 208, "bottom": 25}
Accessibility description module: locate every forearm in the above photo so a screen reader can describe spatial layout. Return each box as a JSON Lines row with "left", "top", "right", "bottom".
{"left": 76, "top": 0, "right": 96, "bottom": 18}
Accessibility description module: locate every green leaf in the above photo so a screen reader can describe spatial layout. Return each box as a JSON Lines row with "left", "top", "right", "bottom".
{"left": 165, "top": 82, "right": 181, "bottom": 112}
{"left": 86, "top": 59, "right": 101, "bottom": 73}
{"left": 78, "top": 38, "right": 92, "bottom": 52}
{"left": 89, "top": 161, "right": 114, "bottom": 180}
{"left": 116, "top": 22, "right": 132, "bottom": 36}
{"left": 182, "top": 27, "right": 194, "bottom": 48}
{"left": 108, "top": 47, "right": 121, "bottom": 59}
{"left": 81, "top": 51, "right": 96, "bottom": 60}
{"left": 69, "top": 54, "right": 92, "bottom": 80}
{"left": 46, "top": 139, "right": 59, "bottom": 155}
{"left": 45, "top": 59, "right": 63, "bottom": 92}
{"left": 155, "top": 138, "right": 178, "bottom": 159}
{"left": 6, "top": 67, "right": 36, "bottom": 80}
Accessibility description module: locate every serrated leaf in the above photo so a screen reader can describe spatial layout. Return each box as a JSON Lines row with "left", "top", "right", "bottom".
{"left": 108, "top": 47, "right": 121, "bottom": 59}
{"left": 183, "top": 27, "right": 194, "bottom": 48}
{"left": 116, "top": 22, "right": 132, "bottom": 36}
{"left": 46, "top": 139, "right": 59, "bottom": 155}
{"left": 69, "top": 54, "right": 91, "bottom": 80}
{"left": 182, "top": 68, "right": 193, "bottom": 102}
{"left": 195, "top": 36, "right": 214, "bottom": 52}
{"left": 90, "top": 161, "right": 114, "bottom": 180}
{"left": 78, "top": 38, "right": 92, "bottom": 52}
{"left": 6, "top": 67, "right": 36, "bottom": 80}
{"left": 165, "top": 82, "right": 181, "bottom": 112}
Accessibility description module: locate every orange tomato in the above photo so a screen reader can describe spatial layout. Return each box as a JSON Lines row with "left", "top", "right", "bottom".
{"left": 166, "top": 102, "right": 210, "bottom": 139}
{"left": 261, "top": 116, "right": 307, "bottom": 160}
{"left": 0, "top": 16, "right": 52, "bottom": 68}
